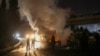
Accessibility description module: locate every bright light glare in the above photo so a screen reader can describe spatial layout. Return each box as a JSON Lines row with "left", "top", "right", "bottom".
{"left": 16, "top": 37, "right": 24, "bottom": 41}
{"left": 26, "top": 34, "right": 29, "bottom": 38}
{"left": 35, "top": 34, "right": 40, "bottom": 41}
{"left": 30, "top": 34, "right": 34, "bottom": 39}
{"left": 16, "top": 33, "right": 20, "bottom": 37}
{"left": 14, "top": 28, "right": 43, "bottom": 53}
{"left": 13, "top": 33, "right": 24, "bottom": 41}
{"left": 34, "top": 41, "right": 41, "bottom": 48}
{"left": 25, "top": 32, "right": 41, "bottom": 49}
{"left": 26, "top": 34, "right": 34, "bottom": 39}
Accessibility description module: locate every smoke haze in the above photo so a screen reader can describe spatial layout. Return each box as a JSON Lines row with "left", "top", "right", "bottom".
{"left": 18, "top": 0, "right": 71, "bottom": 43}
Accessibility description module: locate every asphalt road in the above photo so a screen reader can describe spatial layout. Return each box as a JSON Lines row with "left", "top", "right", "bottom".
{"left": 1, "top": 46, "right": 100, "bottom": 56}
{"left": 3, "top": 47, "right": 55, "bottom": 56}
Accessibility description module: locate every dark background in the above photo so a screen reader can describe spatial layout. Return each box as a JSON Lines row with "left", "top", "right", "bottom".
{"left": 58, "top": 0, "right": 100, "bottom": 15}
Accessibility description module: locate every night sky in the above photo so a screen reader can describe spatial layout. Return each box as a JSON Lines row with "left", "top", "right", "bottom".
{"left": 0, "top": 0, "right": 100, "bottom": 15}
{"left": 58, "top": 0, "right": 100, "bottom": 15}
{"left": 0, "top": 0, "right": 100, "bottom": 34}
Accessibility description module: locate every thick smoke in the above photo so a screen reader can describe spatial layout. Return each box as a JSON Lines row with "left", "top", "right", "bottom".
{"left": 18, "top": 0, "right": 71, "bottom": 41}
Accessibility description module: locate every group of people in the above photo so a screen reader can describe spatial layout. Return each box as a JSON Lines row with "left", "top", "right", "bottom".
{"left": 25, "top": 37, "right": 37, "bottom": 56}
{"left": 68, "top": 27, "right": 100, "bottom": 51}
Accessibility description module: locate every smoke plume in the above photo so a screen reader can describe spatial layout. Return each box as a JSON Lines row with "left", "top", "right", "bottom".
{"left": 18, "top": 0, "right": 71, "bottom": 41}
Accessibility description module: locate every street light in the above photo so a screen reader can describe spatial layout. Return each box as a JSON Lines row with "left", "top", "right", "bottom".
{"left": 13, "top": 33, "right": 24, "bottom": 41}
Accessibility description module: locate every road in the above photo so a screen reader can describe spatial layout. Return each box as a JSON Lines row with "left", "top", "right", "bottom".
{"left": 2, "top": 47, "right": 55, "bottom": 56}
{"left": 1, "top": 47, "right": 100, "bottom": 56}
{"left": 0, "top": 45, "right": 91, "bottom": 56}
